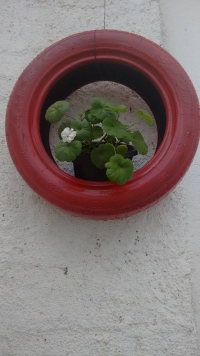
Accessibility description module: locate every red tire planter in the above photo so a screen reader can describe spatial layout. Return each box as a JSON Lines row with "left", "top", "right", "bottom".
{"left": 6, "top": 30, "right": 199, "bottom": 219}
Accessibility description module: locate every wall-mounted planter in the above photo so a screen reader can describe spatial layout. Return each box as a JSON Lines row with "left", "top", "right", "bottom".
{"left": 6, "top": 30, "right": 199, "bottom": 219}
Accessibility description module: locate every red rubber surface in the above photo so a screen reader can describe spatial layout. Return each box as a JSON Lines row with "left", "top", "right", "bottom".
{"left": 6, "top": 30, "right": 200, "bottom": 219}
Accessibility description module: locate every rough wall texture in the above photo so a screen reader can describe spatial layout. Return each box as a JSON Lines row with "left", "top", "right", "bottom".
{"left": 160, "top": 0, "right": 200, "bottom": 353}
{"left": 0, "top": 1, "right": 200, "bottom": 355}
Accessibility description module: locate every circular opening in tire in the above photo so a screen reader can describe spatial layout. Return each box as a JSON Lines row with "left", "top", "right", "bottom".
{"left": 49, "top": 81, "right": 158, "bottom": 176}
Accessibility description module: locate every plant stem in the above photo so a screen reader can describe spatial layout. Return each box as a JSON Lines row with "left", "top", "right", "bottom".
{"left": 128, "top": 118, "right": 142, "bottom": 128}
{"left": 98, "top": 134, "right": 108, "bottom": 144}
{"left": 65, "top": 114, "right": 76, "bottom": 120}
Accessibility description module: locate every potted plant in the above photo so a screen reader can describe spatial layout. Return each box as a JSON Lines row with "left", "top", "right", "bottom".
{"left": 45, "top": 97, "right": 154, "bottom": 185}
{"left": 6, "top": 30, "right": 199, "bottom": 218}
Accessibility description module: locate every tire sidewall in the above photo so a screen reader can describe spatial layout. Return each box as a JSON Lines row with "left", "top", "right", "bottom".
{"left": 6, "top": 30, "right": 199, "bottom": 219}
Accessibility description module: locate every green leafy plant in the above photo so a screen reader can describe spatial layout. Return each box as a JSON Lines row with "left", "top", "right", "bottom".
{"left": 45, "top": 97, "right": 154, "bottom": 185}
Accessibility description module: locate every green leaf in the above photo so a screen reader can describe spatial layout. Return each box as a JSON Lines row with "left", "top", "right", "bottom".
{"left": 130, "top": 131, "right": 148, "bottom": 155}
{"left": 119, "top": 130, "right": 132, "bottom": 143}
{"left": 136, "top": 109, "right": 154, "bottom": 126}
{"left": 89, "top": 97, "right": 118, "bottom": 121}
{"left": 105, "top": 103, "right": 126, "bottom": 113}
{"left": 102, "top": 118, "right": 129, "bottom": 139}
{"left": 92, "top": 97, "right": 107, "bottom": 106}
{"left": 89, "top": 126, "right": 104, "bottom": 140}
{"left": 90, "top": 144, "right": 115, "bottom": 169}
{"left": 70, "top": 120, "right": 92, "bottom": 141}
{"left": 58, "top": 120, "right": 71, "bottom": 139}
{"left": 85, "top": 110, "right": 102, "bottom": 124}
{"left": 45, "top": 101, "right": 70, "bottom": 123}
{"left": 116, "top": 145, "right": 128, "bottom": 157}
{"left": 105, "top": 143, "right": 115, "bottom": 149}
{"left": 105, "top": 154, "right": 134, "bottom": 185}
{"left": 104, "top": 135, "right": 116, "bottom": 144}
{"left": 54, "top": 140, "right": 82, "bottom": 162}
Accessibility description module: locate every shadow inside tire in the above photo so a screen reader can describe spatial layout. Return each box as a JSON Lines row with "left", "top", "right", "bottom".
{"left": 40, "top": 62, "right": 166, "bottom": 161}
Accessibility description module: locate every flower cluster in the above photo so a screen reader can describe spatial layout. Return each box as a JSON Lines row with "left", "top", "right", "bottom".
{"left": 61, "top": 127, "right": 77, "bottom": 143}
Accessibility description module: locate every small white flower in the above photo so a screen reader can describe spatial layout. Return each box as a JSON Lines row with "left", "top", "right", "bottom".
{"left": 61, "top": 127, "right": 77, "bottom": 143}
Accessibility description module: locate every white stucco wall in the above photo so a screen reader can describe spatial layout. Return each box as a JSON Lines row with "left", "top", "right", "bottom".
{"left": 0, "top": 1, "right": 200, "bottom": 355}
{"left": 160, "top": 0, "right": 200, "bottom": 353}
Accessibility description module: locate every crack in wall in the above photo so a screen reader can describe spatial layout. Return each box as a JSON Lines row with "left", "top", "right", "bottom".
{"left": 158, "top": 0, "right": 165, "bottom": 47}
{"left": 104, "top": 0, "right": 106, "bottom": 29}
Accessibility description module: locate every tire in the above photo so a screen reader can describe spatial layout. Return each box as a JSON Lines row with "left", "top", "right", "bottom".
{"left": 6, "top": 30, "right": 199, "bottom": 219}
